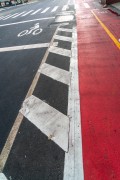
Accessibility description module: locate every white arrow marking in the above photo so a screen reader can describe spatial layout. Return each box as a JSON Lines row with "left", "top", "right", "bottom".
{"left": 38, "top": 63, "right": 71, "bottom": 85}
{"left": 20, "top": 95, "right": 69, "bottom": 152}
{"left": 0, "top": 173, "right": 8, "bottom": 180}
{"left": 0, "top": 43, "right": 49, "bottom": 52}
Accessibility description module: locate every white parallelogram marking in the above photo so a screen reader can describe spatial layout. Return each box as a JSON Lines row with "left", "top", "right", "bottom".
{"left": 0, "top": 173, "right": 8, "bottom": 180}
{"left": 54, "top": 35, "right": 72, "bottom": 42}
{"left": 31, "top": 8, "right": 41, "bottom": 15}
{"left": 49, "top": 46, "right": 71, "bottom": 57}
{"left": 63, "top": 27, "right": 84, "bottom": 180}
{"left": 0, "top": 43, "right": 49, "bottom": 52}
{"left": 51, "top": 6, "right": 59, "bottom": 12}
{"left": 0, "top": 17, "right": 55, "bottom": 27}
{"left": 58, "top": 27, "right": 73, "bottom": 33}
{"left": 38, "top": 63, "right": 71, "bottom": 85}
{"left": 20, "top": 95, "right": 69, "bottom": 152}
{"left": 0, "top": 16, "right": 4, "bottom": 20}
{"left": 83, "top": 2, "right": 90, "bottom": 8}
{"left": 2, "top": 13, "right": 18, "bottom": 20}
{"left": 12, "top": 11, "right": 26, "bottom": 18}
{"left": 21, "top": 10, "right": 34, "bottom": 17}
{"left": 62, "top": 5, "right": 68, "bottom": 11}
{"left": 41, "top": 7, "right": 50, "bottom": 13}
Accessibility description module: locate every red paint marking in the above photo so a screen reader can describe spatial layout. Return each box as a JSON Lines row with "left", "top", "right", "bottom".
{"left": 76, "top": 1, "right": 120, "bottom": 179}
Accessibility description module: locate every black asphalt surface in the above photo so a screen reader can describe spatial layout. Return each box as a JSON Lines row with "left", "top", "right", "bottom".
{"left": 0, "top": 0, "right": 75, "bottom": 179}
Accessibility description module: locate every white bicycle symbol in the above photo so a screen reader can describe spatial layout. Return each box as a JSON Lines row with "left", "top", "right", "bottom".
{"left": 18, "top": 23, "right": 42, "bottom": 37}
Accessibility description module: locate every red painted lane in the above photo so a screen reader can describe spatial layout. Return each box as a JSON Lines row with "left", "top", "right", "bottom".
{"left": 76, "top": 1, "right": 120, "bottom": 179}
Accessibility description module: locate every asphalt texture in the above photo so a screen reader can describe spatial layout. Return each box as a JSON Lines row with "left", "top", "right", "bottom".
{"left": 0, "top": 0, "right": 75, "bottom": 179}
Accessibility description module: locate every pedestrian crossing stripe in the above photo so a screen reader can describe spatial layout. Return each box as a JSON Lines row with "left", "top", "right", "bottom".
{"left": 0, "top": 5, "right": 68, "bottom": 20}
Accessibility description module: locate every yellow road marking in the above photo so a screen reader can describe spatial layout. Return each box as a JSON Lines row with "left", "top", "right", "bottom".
{"left": 91, "top": 10, "right": 120, "bottom": 50}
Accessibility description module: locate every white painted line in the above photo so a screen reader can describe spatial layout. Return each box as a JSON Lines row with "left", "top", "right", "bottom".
{"left": 49, "top": 46, "right": 71, "bottom": 57}
{"left": 51, "top": 6, "right": 59, "bottom": 12}
{"left": 75, "top": 4, "right": 79, "bottom": 10}
{"left": 39, "top": 63, "right": 71, "bottom": 85}
{"left": 83, "top": 2, "right": 90, "bottom": 8}
{"left": 0, "top": 173, "right": 8, "bottom": 180}
{"left": 41, "top": 7, "right": 50, "bottom": 13}
{"left": 20, "top": 95, "right": 70, "bottom": 152}
{"left": 63, "top": 27, "right": 84, "bottom": 180}
{"left": 31, "top": 8, "right": 41, "bottom": 15}
{"left": 0, "top": 43, "right": 49, "bottom": 52}
{"left": 12, "top": 11, "right": 26, "bottom": 18}
{"left": 0, "top": 16, "right": 4, "bottom": 20}
{"left": 21, "top": 10, "right": 34, "bottom": 17}
{"left": 2, "top": 13, "right": 18, "bottom": 20}
{"left": 58, "top": 27, "right": 73, "bottom": 33}
{"left": 62, "top": 5, "right": 68, "bottom": 11}
{"left": 0, "top": 17, "right": 55, "bottom": 27}
{"left": 55, "top": 15, "right": 74, "bottom": 23}
{"left": 54, "top": 35, "right": 72, "bottom": 42}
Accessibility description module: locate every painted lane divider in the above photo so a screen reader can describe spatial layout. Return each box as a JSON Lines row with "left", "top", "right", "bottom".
{"left": 0, "top": 173, "right": 8, "bottom": 180}
{"left": 54, "top": 34, "right": 72, "bottom": 42}
{"left": 20, "top": 95, "right": 69, "bottom": 152}
{"left": 0, "top": 43, "right": 49, "bottom": 52}
{"left": 38, "top": 63, "right": 71, "bottom": 85}
{"left": 49, "top": 46, "right": 71, "bottom": 57}
{"left": 58, "top": 27, "right": 73, "bottom": 33}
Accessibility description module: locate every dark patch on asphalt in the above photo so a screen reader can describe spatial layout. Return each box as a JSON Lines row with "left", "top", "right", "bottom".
{"left": 54, "top": 39, "right": 72, "bottom": 50}
{"left": 46, "top": 52, "right": 70, "bottom": 71}
{"left": 33, "top": 74, "right": 68, "bottom": 115}
{"left": 0, "top": 48, "right": 46, "bottom": 153}
{"left": 3, "top": 117, "right": 65, "bottom": 180}
{"left": 56, "top": 30, "right": 72, "bottom": 37}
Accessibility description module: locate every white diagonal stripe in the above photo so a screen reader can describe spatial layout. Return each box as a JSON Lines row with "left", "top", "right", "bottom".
{"left": 0, "top": 173, "right": 8, "bottom": 180}
{"left": 22, "top": 10, "right": 34, "bottom": 17}
{"left": 12, "top": 11, "right": 26, "bottom": 18}
{"left": 51, "top": 6, "right": 59, "bottom": 12}
{"left": 0, "top": 43, "right": 49, "bottom": 52}
{"left": 58, "top": 27, "right": 73, "bottom": 33}
{"left": 54, "top": 35, "right": 72, "bottom": 42}
{"left": 20, "top": 95, "right": 69, "bottom": 152}
{"left": 41, "top": 7, "right": 50, "bottom": 13}
{"left": 3, "top": 13, "right": 18, "bottom": 20}
{"left": 63, "top": 27, "right": 84, "bottom": 180}
{"left": 62, "top": 5, "right": 68, "bottom": 11}
{"left": 83, "top": 2, "right": 90, "bottom": 8}
{"left": 31, "top": 8, "right": 41, "bottom": 15}
{"left": 49, "top": 46, "right": 71, "bottom": 57}
{"left": 39, "top": 63, "right": 71, "bottom": 85}
{"left": 0, "top": 16, "right": 4, "bottom": 20}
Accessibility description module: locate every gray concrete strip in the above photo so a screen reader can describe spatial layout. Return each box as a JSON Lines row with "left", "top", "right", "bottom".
{"left": 20, "top": 95, "right": 69, "bottom": 152}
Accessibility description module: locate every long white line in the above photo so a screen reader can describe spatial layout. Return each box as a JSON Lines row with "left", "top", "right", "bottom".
{"left": 63, "top": 27, "right": 84, "bottom": 180}
{"left": 0, "top": 17, "right": 55, "bottom": 27}
{"left": 0, "top": 43, "right": 49, "bottom": 52}
{"left": 41, "top": 7, "right": 50, "bottom": 13}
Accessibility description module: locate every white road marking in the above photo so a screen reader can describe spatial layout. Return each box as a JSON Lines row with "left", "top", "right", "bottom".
{"left": 83, "top": 2, "right": 90, "bottom": 8}
{"left": 49, "top": 46, "right": 71, "bottom": 57}
{"left": 41, "top": 7, "right": 50, "bottom": 13}
{"left": 21, "top": 10, "right": 34, "bottom": 17}
{"left": 0, "top": 43, "right": 49, "bottom": 52}
{"left": 0, "top": 173, "right": 8, "bottom": 180}
{"left": 64, "top": 27, "right": 84, "bottom": 180}
{"left": 31, "top": 8, "right": 41, "bottom": 15}
{"left": 51, "top": 6, "right": 59, "bottom": 12}
{"left": 20, "top": 95, "right": 69, "bottom": 152}
{"left": 38, "top": 63, "right": 71, "bottom": 85}
{"left": 0, "top": 17, "right": 55, "bottom": 27}
{"left": 55, "top": 15, "right": 74, "bottom": 22}
{"left": 12, "top": 11, "right": 26, "bottom": 18}
{"left": 0, "top": 16, "right": 4, "bottom": 20}
{"left": 54, "top": 35, "right": 72, "bottom": 42}
{"left": 2, "top": 13, "right": 18, "bottom": 20}
{"left": 58, "top": 27, "right": 73, "bottom": 33}
{"left": 62, "top": 5, "right": 68, "bottom": 11}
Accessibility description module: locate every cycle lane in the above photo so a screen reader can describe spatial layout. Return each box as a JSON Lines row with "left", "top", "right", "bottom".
{"left": 76, "top": 0, "right": 120, "bottom": 179}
